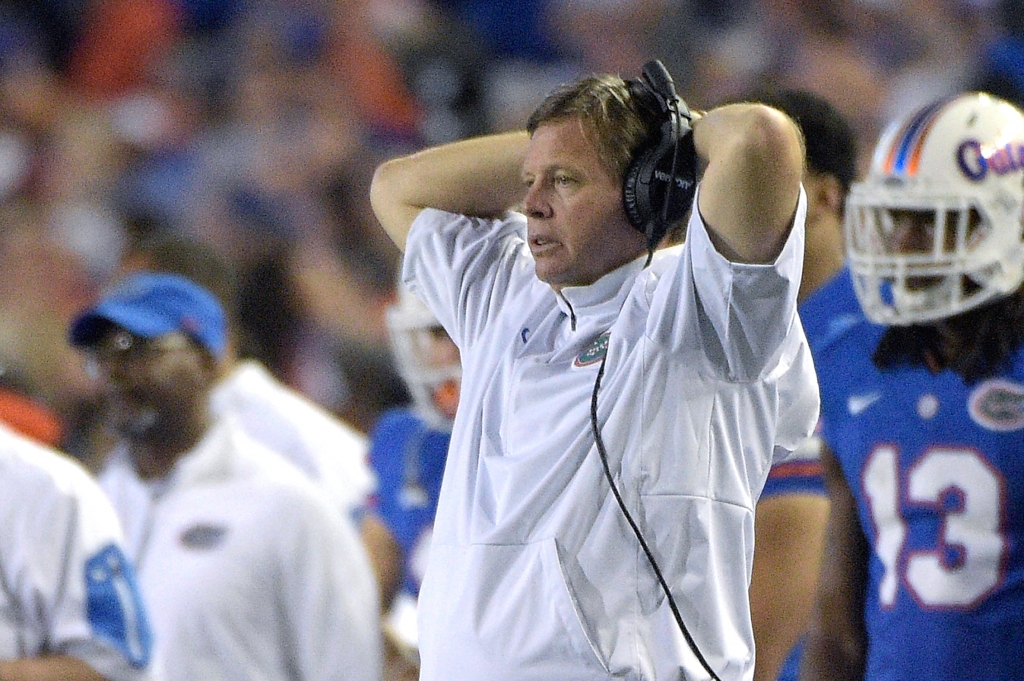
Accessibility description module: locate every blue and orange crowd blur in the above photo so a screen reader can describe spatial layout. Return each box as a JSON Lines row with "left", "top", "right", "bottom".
{"left": 0, "top": 0, "right": 1019, "bottom": 465}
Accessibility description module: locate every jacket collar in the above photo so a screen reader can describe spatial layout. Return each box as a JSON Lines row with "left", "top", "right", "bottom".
{"left": 553, "top": 254, "right": 647, "bottom": 333}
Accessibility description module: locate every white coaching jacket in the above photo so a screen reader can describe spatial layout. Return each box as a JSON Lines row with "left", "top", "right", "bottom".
{"left": 404, "top": 187, "right": 818, "bottom": 681}
{"left": 99, "top": 420, "right": 381, "bottom": 681}
{"left": 210, "top": 359, "right": 376, "bottom": 518}
{"left": 0, "top": 423, "right": 157, "bottom": 681}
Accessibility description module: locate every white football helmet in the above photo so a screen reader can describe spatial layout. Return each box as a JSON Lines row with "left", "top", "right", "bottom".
{"left": 846, "top": 92, "right": 1024, "bottom": 325}
{"left": 386, "top": 282, "right": 461, "bottom": 428}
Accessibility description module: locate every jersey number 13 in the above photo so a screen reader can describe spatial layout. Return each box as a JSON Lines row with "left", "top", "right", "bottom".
{"left": 863, "top": 446, "right": 1006, "bottom": 609}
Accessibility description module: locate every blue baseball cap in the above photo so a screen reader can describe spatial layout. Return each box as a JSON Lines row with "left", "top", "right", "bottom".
{"left": 69, "top": 272, "right": 227, "bottom": 359}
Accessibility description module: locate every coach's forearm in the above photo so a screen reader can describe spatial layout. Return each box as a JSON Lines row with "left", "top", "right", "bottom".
{"left": 0, "top": 656, "right": 109, "bottom": 681}
{"left": 370, "top": 130, "right": 530, "bottom": 251}
{"left": 692, "top": 103, "right": 803, "bottom": 264}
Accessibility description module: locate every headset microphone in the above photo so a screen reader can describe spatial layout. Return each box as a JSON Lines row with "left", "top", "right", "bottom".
{"left": 622, "top": 60, "right": 697, "bottom": 259}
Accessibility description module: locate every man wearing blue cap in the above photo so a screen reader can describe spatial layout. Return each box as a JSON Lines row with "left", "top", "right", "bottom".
{"left": 69, "top": 272, "right": 383, "bottom": 681}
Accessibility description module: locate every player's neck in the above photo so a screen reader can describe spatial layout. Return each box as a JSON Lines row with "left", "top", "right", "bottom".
{"left": 922, "top": 322, "right": 960, "bottom": 374}
{"left": 799, "top": 216, "right": 844, "bottom": 302}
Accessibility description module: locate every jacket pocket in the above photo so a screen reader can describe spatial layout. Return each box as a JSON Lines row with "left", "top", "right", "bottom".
{"left": 418, "top": 539, "right": 611, "bottom": 679}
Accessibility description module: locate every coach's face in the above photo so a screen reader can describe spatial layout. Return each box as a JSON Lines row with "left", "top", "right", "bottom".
{"left": 522, "top": 119, "right": 646, "bottom": 290}
{"left": 88, "top": 325, "right": 215, "bottom": 458}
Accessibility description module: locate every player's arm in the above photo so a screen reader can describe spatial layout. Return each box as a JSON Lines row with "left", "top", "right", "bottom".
{"left": 750, "top": 492, "right": 829, "bottom": 681}
{"left": 359, "top": 512, "right": 404, "bottom": 611}
{"left": 0, "top": 657, "right": 108, "bottom": 681}
{"left": 798, "top": 444, "right": 868, "bottom": 681}
{"left": 370, "top": 131, "right": 530, "bottom": 251}
{"left": 692, "top": 103, "right": 804, "bottom": 264}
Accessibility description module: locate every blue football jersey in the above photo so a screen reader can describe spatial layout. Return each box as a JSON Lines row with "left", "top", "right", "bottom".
{"left": 764, "top": 269, "right": 859, "bottom": 681}
{"left": 762, "top": 268, "right": 859, "bottom": 503}
{"left": 369, "top": 409, "right": 450, "bottom": 596}
{"left": 815, "top": 292, "right": 1024, "bottom": 679}
{"left": 799, "top": 266, "right": 864, "bottom": 357}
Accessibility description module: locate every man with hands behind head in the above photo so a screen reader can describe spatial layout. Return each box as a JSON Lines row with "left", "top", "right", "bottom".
{"left": 370, "top": 60, "right": 817, "bottom": 681}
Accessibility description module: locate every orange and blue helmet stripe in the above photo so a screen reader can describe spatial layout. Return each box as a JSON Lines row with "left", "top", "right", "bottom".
{"left": 882, "top": 98, "right": 953, "bottom": 177}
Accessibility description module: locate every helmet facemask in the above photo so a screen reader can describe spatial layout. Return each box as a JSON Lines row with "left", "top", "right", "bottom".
{"left": 847, "top": 93, "right": 1024, "bottom": 326}
{"left": 387, "top": 286, "right": 461, "bottom": 429}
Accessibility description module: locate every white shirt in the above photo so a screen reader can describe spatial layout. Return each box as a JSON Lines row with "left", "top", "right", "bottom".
{"left": 210, "top": 360, "right": 376, "bottom": 518}
{"left": 0, "top": 422, "right": 158, "bottom": 681}
{"left": 404, "top": 190, "right": 818, "bottom": 681}
{"left": 100, "top": 420, "right": 382, "bottom": 681}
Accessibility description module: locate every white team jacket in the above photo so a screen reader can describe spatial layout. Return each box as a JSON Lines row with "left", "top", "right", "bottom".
{"left": 210, "top": 359, "right": 376, "bottom": 518}
{"left": 100, "top": 420, "right": 382, "bottom": 681}
{"left": 404, "top": 189, "right": 818, "bottom": 681}
{"left": 0, "top": 422, "right": 157, "bottom": 681}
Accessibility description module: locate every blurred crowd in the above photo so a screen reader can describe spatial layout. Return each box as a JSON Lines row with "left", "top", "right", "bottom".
{"left": 0, "top": 0, "right": 1020, "bottom": 464}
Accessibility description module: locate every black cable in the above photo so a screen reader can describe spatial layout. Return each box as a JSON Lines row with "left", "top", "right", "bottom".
{"left": 589, "top": 351, "right": 722, "bottom": 681}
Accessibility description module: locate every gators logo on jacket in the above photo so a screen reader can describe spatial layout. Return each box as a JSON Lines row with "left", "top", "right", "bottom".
{"left": 574, "top": 333, "right": 610, "bottom": 367}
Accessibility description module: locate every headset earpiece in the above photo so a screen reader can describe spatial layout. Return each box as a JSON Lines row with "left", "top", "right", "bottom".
{"left": 622, "top": 60, "right": 697, "bottom": 251}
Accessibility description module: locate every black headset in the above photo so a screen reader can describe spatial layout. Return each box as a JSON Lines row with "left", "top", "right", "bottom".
{"left": 622, "top": 60, "right": 697, "bottom": 254}
{"left": 597, "top": 61, "right": 721, "bottom": 681}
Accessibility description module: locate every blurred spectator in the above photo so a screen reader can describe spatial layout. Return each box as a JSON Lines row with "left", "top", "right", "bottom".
{"left": 0, "top": 204, "right": 99, "bottom": 423}
{"left": 424, "top": 0, "right": 583, "bottom": 131}
{"left": 375, "top": 1, "right": 490, "bottom": 145}
{"left": 0, "top": 361, "right": 63, "bottom": 447}
{"left": 974, "top": 0, "right": 1024, "bottom": 108}
{"left": 67, "top": 0, "right": 182, "bottom": 100}
{"left": 549, "top": 0, "right": 671, "bottom": 76}
{"left": 329, "top": 0, "right": 423, "bottom": 143}
{"left": 0, "top": 0, "right": 89, "bottom": 73}
{"left": 69, "top": 271, "right": 382, "bottom": 681}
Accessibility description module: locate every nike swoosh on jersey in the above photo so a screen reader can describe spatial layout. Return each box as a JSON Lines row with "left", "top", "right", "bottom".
{"left": 848, "top": 392, "right": 882, "bottom": 416}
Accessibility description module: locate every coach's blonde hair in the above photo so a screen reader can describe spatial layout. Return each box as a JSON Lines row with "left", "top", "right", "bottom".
{"left": 526, "top": 74, "right": 656, "bottom": 182}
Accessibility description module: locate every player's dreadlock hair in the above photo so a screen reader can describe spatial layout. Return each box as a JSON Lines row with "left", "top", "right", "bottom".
{"left": 872, "top": 285, "right": 1024, "bottom": 384}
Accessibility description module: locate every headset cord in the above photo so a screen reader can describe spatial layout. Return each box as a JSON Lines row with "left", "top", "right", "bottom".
{"left": 589, "top": 351, "right": 723, "bottom": 681}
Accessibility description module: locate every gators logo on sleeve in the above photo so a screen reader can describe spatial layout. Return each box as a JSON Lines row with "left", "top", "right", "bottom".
{"left": 86, "top": 544, "right": 152, "bottom": 668}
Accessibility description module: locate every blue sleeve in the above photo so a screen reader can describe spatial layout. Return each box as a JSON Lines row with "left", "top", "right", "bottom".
{"left": 368, "top": 410, "right": 423, "bottom": 542}
{"left": 85, "top": 543, "right": 153, "bottom": 668}
{"left": 762, "top": 456, "right": 825, "bottom": 498}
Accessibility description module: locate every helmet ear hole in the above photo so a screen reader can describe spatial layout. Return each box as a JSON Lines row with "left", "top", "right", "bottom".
{"left": 622, "top": 60, "right": 697, "bottom": 249}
